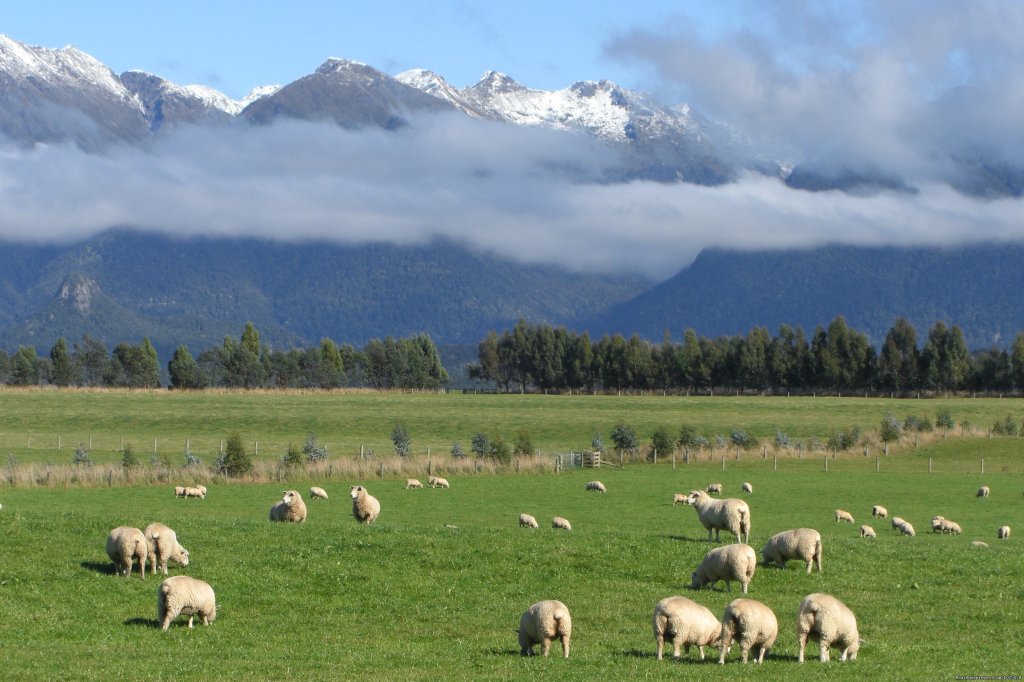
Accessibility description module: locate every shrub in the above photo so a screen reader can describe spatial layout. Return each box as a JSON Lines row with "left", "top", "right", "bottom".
{"left": 936, "top": 410, "right": 955, "bottom": 432}
{"left": 880, "top": 413, "right": 903, "bottom": 443}
{"left": 991, "top": 414, "right": 1018, "bottom": 437}
{"left": 512, "top": 430, "right": 533, "bottom": 456}
{"left": 120, "top": 444, "right": 139, "bottom": 471}
{"left": 303, "top": 432, "right": 328, "bottom": 462}
{"left": 72, "top": 443, "right": 92, "bottom": 467}
{"left": 773, "top": 430, "right": 790, "bottom": 449}
{"left": 730, "top": 429, "right": 756, "bottom": 450}
{"left": 183, "top": 448, "right": 202, "bottom": 468}
{"left": 610, "top": 424, "right": 638, "bottom": 454}
{"left": 591, "top": 432, "right": 605, "bottom": 453}
{"left": 677, "top": 424, "right": 701, "bottom": 448}
{"left": 692, "top": 435, "right": 710, "bottom": 449}
{"left": 714, "top": 434, "right": 727, "bottom": 450}
{"left": 218, "top": 433, "right": 252, "bottom": 477}
{"left": 450, "top": 442, "right": 465, "bottom": 458}
{"left": 282, "top": 443, "right": 304, "bottom": 468}
{"left": 488, "top": 435, "right": 512, "bottom": 464}
{"left": 391, "top": 422, "right": 412, "bottom": 456}
{"left": 470, "top": 432, "right": 490, "bottom": 458}
{"left": 649, "top": 425, "right": 674, "bottom": 459}
{"left": 904, "top": 415, "right": 933, "bottom": 433}
{"left": 150, "top": 452, "right": 173, "bottom": 469}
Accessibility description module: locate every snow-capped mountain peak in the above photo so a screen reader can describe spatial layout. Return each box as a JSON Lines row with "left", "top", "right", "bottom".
{"left": 472, "top": 70, "right": 524, "bottom": 94}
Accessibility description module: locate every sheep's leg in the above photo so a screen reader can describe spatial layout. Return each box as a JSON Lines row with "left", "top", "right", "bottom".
{"left": 740, "top": 644, "right": 750, "bottom": 664}
{"left": 188, "top": 615, "right": 195, "bottom": 629}
{"left": 741, "top": 579, "right": 748, "bottom": 594}
{"left": 820, "top": 639, "right": 830, "bottom": 662}
{"left": 756, "top": 645, "right": 767, "bottom": 663}
{"left": 798, "top": 631, "right": 807, "bottom": 663}
{"left": 718, "top": 630, "right": 733, "bottom": 664}
{"left": 541, "top": 638, "right": 551, "bottom": 657}
{"left": 673, "top": 636, "right": 683, "bottom": 659}
{"left": 840, "top": 646, "right": 849, "bottom": 662}
{"left": 697, "top": 644, "right": 704, "bottom": 660}
{"left": 806, "top": 560, "right": 813, "bottom": 574}
{"left": 560, "top": 635, "right": 570, "bottom": 659}
{"left": 655, "top": 634, "right": 664, "bottom": 660}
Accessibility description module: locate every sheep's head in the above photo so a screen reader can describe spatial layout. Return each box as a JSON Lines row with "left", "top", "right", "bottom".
{"left": 350, "top": 485, "right": 366, "bottom": 499}
{"left": 687, "top": 490, "right": 706, "bottom": 505}
{"left": 177, "top": 548, "right": 190, "bottom": 567}
{"left": 281, "top": 490, "right": 301, "bottom": 507}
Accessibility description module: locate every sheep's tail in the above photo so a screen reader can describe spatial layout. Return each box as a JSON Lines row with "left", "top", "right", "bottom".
{"left": 814, "top": 537, "right": 823, "bottom": 572}
{"left": 739, "top": 507, "right": 750, "bottom": 542}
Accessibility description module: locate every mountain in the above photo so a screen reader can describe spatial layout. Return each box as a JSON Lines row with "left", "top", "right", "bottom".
{"left": 0, "top": 230, "right": 650, "bottom": 360}
{"left": 594, "top": 243, "right": 1024, "bottom": 348}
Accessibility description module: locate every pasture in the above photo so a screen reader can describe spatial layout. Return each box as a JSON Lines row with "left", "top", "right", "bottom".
{"left": 1, "top": 458, "right": 1022, "bottom": 679}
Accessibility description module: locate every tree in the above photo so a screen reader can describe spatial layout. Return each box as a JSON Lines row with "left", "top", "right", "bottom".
{"left": 72, "top": 335, "right": 109, "bottom": 387}
{"left": 738, "top": 326, "right": 770, "bottom": 392}
{"left": 513, "top": 430, "right": 533, "bottom": 456}
{"left": 282, "top": 444, "right": 304, "bottom": 468}
{"left": 11, "top": 346, "right": 39, "bottom": 386}
{"left": 649, "top": 425, "right": 674, "bottom": 460}
{"left": 470, "top": 432, "right": 491, "bottom": 458}
{"left": 168, "top": 345, "right": 203, "bottom": 389}
{"left": 921, "top": 322, "right": 969, "bottom": 391}
{"left": 878, "top": 318, "right": 919, "bottom": 392}
{"left": 391, "top": 422, "right": 412, "bottom": 456}
{"left": 218, "top": 433, "right": 253, "bottom": 477}
{"left": 121, "top": 443, "right": 139, "bottom": 470}
{"left": 318, "top": 338, "right": 345, "bottom": 388}
{"left": 50, "top": 337, "right": 76, "bottom": 386}
{"left": 1012, "top": 333, "right": 1024, "bottom": 392}
{"left": 610, "top": 423, "right": 638, "bottom": 455}
{"left": 0, "top": 350, "right": 9, "bottom": 384}
{"left": 241, "top": 322, "right": 260, "bottom": 356}
{"left": 303, "top": 432, "right": 328, "bottom": 461}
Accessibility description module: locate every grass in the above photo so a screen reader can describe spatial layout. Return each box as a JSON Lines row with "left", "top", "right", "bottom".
{"left": 1, "top": 457, "right": 1022, "bottom": 679}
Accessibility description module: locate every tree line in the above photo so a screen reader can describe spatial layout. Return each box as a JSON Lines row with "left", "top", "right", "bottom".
{"left": 469, "top": 317, "right": 1024, "bottom": 394}
{"left": 0, "top": 323, "right": 449, "bottom": 390}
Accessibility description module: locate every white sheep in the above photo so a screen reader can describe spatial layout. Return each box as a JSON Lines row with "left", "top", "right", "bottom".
{"left": 797, "top": 593, "right": 860, "bottom": 663}
{"left": 428, "top": 475, "right": 450, "bottom": 489}
{"left": 718, "top": 598, "right": 777, "bottom": 664}
{"left": 997, "top": 525, "right": 1011, "bottom": 540}
{"left": 741, "top": 482, "right": 753, "bottom": 494}
{"left": 937, "top": 519, "right": 962, "bottom": 535}
{"left": 144, "top": 523, "right": 190, "bottom": 576}
{"left": 761, "top": 528, "right": 822, "bottom": 574}
{"left": 269, "top": 490, "right": 307, "bottom": 523}
{"left": 859, "top": 525, "right": 876, "bottom": 538}
{"left": 896, "top": 520, "right": 916, "bottom": 536}
{"left": 183, "top": 487, "right": 205, "bottom": 499}
{"left": 518, "top": 600, "right": 572, "bottom": 658}
{"left": 174, "top": 486, "right": 185, "bottom": 497}
{"left": 405, "top": 478, "right": 424, "bottom": 489}
{"left": 195, "top": 485, "right": 207, "bottom": 497}
{"left": 158, "top": 575, "right": 216, "bottom": 631}
{"left": 309, "top": 486, "right": 329, "bottom": 500}
{"left": 519, "top": 513, "right": 539, "bottom": 528}
{"left": 351, "top": 485, "right": 381, "bottom": 524}
{"left": 835, "top": 509, "right": 854, "bottom": 524}
{"left": 871, "top": 505, "right": 887, "bottom": 518}
{"left": 707, "top": 483, "right": 723, "bottom": 494}
{"left": 585, "top": 480, "right": 607, "bottom": 493}
{"left": 930, "top": 515, "right": 945, "bottom": 532}
{"left": 673, "top": 493, "right": 689, "bottom": 506}
{"left": 691, "top": 543, "right": 758, "bottom": 594}
{"left": 971, "top": 540, "right": 989, "bottom": 549}
{"left": 687, "top": 490, "right": 751, "bottom": 544}
{"left": 977, "top": 485, "right": 990, "bottom": 498}
{"left": 891, "top": 516, "right": 906, "bottom": 532}
{"left": 106, "top": 526, "right": 147, "bottom": 578}
{"left": 652, "top": 596, "right": 722, "bottom": 661}
{"left": 552, "top": 516, "right": 572, "bottom": 531}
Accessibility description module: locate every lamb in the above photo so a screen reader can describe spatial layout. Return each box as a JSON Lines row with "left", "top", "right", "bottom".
{"left": 269, "top": 490, "right": 307, "bottom": 523}
{"left": 977, "top": 485, "right": 990, "bottom": 498}
{"left": 174, "top": 486, "right": 185, "bottom": 497}
{"left": 652, "top": 596, "right": 722, "bottom": 661}
{"left": 797, "top": 593, "right": 860, "bottom": 663}
{"left": 309, "top": 486, "right": 329, "bottom": 500}
{"left": 428, "top": 476, "right": 450, "bottom": 489}
{"left": 686, "top": 490, "right": 751, "bottom": 544}
{"left": 518, "top": 600, "right": 572, "bottom": 658}
{"left": 351, "top": 485, "right": 381, "bottom": 524}
{"left": 552, "top": 516, "right": 572, "bottom": 531}
{"left": 691, "top": 543, "right": 758, "bottom": 594}
{"left": 673, "top": 493, "right": 688, "bottom": 506}
{"left": 707, "top": 483, "right": 723, "bottom": 494}
{"left": 997, "top": 525, "right": 1011, "bottom": 540}
{"left": 835, "top": 509, "right": 854, "bottom": 524}
{"left": 761, "top": 528, "right": 822, "bottom": 574}
{"left": 405, "top": 478, "right": 424, "bottom": 489}
{"left": 718, "top": 598, "right": 778, "bottom": 664}
{"left": 585, "top": 480, "right": 607, "bottom": 493}
{"left": 519, "top": 513, "right": 539, "bottom": 528}
{"left": 859, "top": 525, "right": 876, "bottom": 538}
{"left": 896, "top": 520, "right": 916, "bottom": 536}
{"left": 937, "top": 519, "right": 962, "bottom": 535}
{"left": 105, "top": 526, "right": 148, "bottom": 578}
{"left": 158, "top": 575, "right": 216, "bottom": 631}
{"left": 871, "top": 505, "right": 887, "bottom": 519}
{"left": 183, "top": 487, "right": 205, "bottom": 499}
{"left": 144, "top": 522, "right": 190, "bottom": 576}
{"left": 742, "top": 482, "right": 753, "bottom": 494}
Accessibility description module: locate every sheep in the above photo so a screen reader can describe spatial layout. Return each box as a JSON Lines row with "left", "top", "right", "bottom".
{"left": 405, "top": 478, "right": 424, "bottom": 489}
{"left": 518, "top": 600, "right": 572, "bottom": 658}
{"left": 105, "top": 526, "right": 147, "bottom": 578}
{"left": 144, "top": 522, "right": 190, "bottom": 576}
{"left": 896, "top": 520, "right": 916, "bottom": 536}
{"left": 797, "top": 593, "right": 861, "bottom": 663}
{"left": 871, "top": 505, "right": 887, "bottom": 519}
{"left": 997, "top": 525, "right": 1011, "bottom": 540}
{"left": 552, "top": 516, "right": 572, "bottom": 531}
{"left": 428, "top": 476, "right": 450, "bottom": 489}
{"left": 652, "top": 596, "right": 722, "bottom": 661}
{"left": 309, "top": 486, "right": 329, "bottom": 500}
{"left": 351, "top": 485, "right": 381, "bottom": 524}
{"left": 585, "top": 480, "right": 607, "bottom": 493}
{"left": 930, "top": 515, "right": 945, "bottom": 532}
{"left": 835, "top": 509, "right": 854, "bottom": 524}
{"left": 891, "top": 516, "right": 906, "bottom": 532}
{"left": 158, "top": 575, "right": 216, "bottom": 631}
{"left": 761, "top": 528, "right": 822, "bottom": 574}
{"left": 742, "top": 482, "right": 753, "bottom": 494}
{"left": 977, "top": 485, "right": 990, "bottom": 498}
{"left": 269, "top": 490, "right": 307, "bottom": 523}
{"left": 686, "top": 490, "right": 751, "bottom": 544}
{"left": 937, "top": 519, "right": 962, "bottom": 535}
{"left": 859, "top": 525, "right": 876, "bottom": 538}
{"left": 691, "top": 543, "right": 758, "bottom": 594}
{"left": 195, "top": 485, "right": 207, "bottom": 497}
{"left": 174, "top": 486, "right": 185, "bottom": 497}
{"left": 519, "top": 513, "right": 539, "bottom": 529}
{"left": 718, "top": 598, "right": 777, "bottom": 664}
{"left": 673, "top": 493, "right": 689, "bottom": 506}
{"left": 707, "top": 483, "right": 723, "bottom": 494}
{"left": 183, "top": 487, "right": 205, "bottom": 499}
{"left": 971, "top": 540, "right": 989, "bottom": 549}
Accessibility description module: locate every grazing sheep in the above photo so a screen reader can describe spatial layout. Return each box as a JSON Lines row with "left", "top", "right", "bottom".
{"left": 977, "top": 485, "right": 990, "bottom": 498}
{"left": 997, "top": 525, "right": 1011, "bottom": 540}
{"left": 158, "top": 576, "right": 216, "bottom": 631}
{"left": 105, "top": 526, "right": 148, "bottom": 578}
{"left": 585, "top": 480, "right": 607, "bottom": 493}
{"left": 891, "top": 516, "right": 906, "bottom": 532}
{"left": 652, "top": 596, "right": 722, "bottom": 661}
{"left": 707, "top": 483, "right": 723, "bottom": 494}
{"left": 144, "top": 523, "right": 190, "bottom": 576}
{"left": 174, "top": 486, "right": 186, "bottom": 497}
{"left": 428, "top": 476, "right": 450, "bottom": 489}
{"left": 835, "top": 509, "right": 854, "bottom": 524}
{"left": 405, "top": 478, "right": 424, "bottom": 489}
{"left": 896, "top": 520, "right": 916, "bottom": 536}
{"left": 309, "top": 486, "right": 329, "bottom": 500}
{"left": 519, "top": 513, "right": 539, "bottom": 529}
{"left": 269, "top": 490, "right": 308, "bottom": 523}
{"left": 518, "top": 600, "right": 572, "bottom": 658}
{"left": 930, "top": 515, "right": 945, "bottom": 532}
{"left": 937, "top": 519, "right": 962, "bottom": 535}
{"left": 691, "top": 543, "right": 758, "bottom": 594}
{"left": 871, "top": 505, "right": 887, "bottom": 519}
{"left": 718, "top": 598, "right": 778, "bottom": 664}
{"left": 351, "top": 485, "right": 381, "bottom": 524}
{"left": 183, "top": 487, "right": 205, "bottom": 499}
{"left": 797, "top": 593, "right": 860, "bottom": 663}
{"left": 859, "top": 525, "right": 876, "bottom": 538}
{"left": 195, "top": 485, "right": 207, "bottom": 497}
{"left": 741, "top": 482, "right": 753, "bottom": 494}
{"left": 687, "top": 490, "right": 751, "bottom": 544}
{"left": 552, "top": 516, "right": 572, "bottom": 531}
{"left": 971, "top": 540, "right": 989, "bottom": 549}
{"left": 673, "top": 493, "right": 689, "bottom": 506}
{"left": 761, "top": 528, "right": 822, "bottom": 574}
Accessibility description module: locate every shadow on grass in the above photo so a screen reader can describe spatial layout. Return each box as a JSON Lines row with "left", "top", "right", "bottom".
{"left": 484, "top": 647, "right": 524, "bottom": 657}
{"left": 667, "top": 535, "right": 716, "bottom": 544}
{"left": 123, "top": 617, "right": 160, "bottom": 629}
{"left": 617, "top": 649, "right": 721, "bottom": 663}
{"left": 79, "top": 560, "right": 116, "bottom": 575}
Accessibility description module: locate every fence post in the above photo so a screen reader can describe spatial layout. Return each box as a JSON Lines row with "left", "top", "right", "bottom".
{"left": 981, "top": 458, "right": 984, "bottom": 475}
{"left": 672, "top": 452, "right": 676, "bottom": 470}
{"left": 653, "top": 449, "right": 657, "bottom": 465}
{"left": 685, "top": 448, "right": 690, "bottom": 465}
{"left": 89, "top": 435, "right": 92, "bottom": 449}
{"left": 773, "top": 454, "right": 777, "bottom": 471}
{"left": 58, "top": 435, "right": 61, "bottom": 450}
{"left": 360, "top": 445, "right": 364, "bottom": 460}
{"left": 928, "top": 457, "right": 932, "bottom": 473}
{"left": 721, "top": 456, "right": 725, "bottom": 471}
{"left": 255, "top": 441, "right": 258, "bottom": 456}
{"left": 824, "top": 456, "right": 828, "bottom": 472}
{"left": 153, "top": 438, "right": 157, "bottom": 454}
{"left": 378, "top": 461, "right": 384, "bottom": 478}
{"left": 762, "top": 445, "right": 766, "bottom": 460}
{"left": 876, "top": 457, "right": 880, "bottom": 473}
